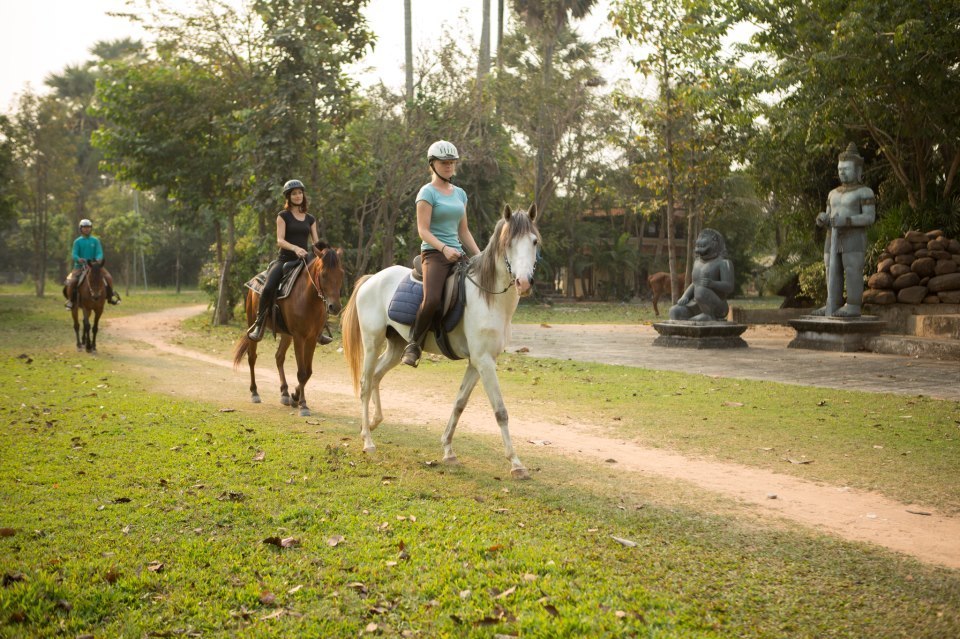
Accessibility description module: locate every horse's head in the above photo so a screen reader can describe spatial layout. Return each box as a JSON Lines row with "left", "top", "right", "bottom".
{"left": 498, "top": 203, "right": 541, "bottom": 298}
{"left": 86, "top": 260, "right": 105, "bottom": 299}
{"left": 310, "top": 244, "right": 345, "bottom": 316}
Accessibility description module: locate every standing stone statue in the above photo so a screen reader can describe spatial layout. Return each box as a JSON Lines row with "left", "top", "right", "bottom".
{"left": 812, "top": 143, "right": 876, "bottom": 318}
{"left": 669, "top": 228, "right": 734, "bottom": 321}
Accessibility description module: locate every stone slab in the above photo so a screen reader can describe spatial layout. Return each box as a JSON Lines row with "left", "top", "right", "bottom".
{"left": 652, "top": 320, "right": 748, "bottom": 349}
{"left": 788, "top": 316, "right": 886, "bottom": 352}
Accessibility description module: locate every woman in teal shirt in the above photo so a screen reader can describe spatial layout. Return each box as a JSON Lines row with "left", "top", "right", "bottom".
{"left": 402, "top": 140, "right": 481, "bottom": 367}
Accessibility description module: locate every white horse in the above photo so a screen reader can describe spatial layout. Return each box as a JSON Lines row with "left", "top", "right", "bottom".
{"left": 342, "top": 204, "right": 541, "bottom": 479}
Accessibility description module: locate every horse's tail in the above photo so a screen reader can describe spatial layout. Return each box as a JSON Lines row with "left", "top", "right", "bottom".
{"left": 342, "top": 274, "right": 372, "bottom": 396}
{"left": 232, "top": 334, "right": 251, "bottom": 369}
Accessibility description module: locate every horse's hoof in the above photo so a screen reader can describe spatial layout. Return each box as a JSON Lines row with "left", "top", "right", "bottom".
{"left": 298, "top": 407, "right": 311, "bottom": 417}
{"left": 280, "top": 395, "right": 291, "bottom": 406}
{"left": 363, "top": 445, "right": 376, "bottom": 454}
{"left": 251, "top": 394, "right": 261, "bottom": 404}
{"left": 511, "top": 468, "right": 531, "bottom": 480}
{"left": 442, "top": 456, "right": 460, "bottom": 466}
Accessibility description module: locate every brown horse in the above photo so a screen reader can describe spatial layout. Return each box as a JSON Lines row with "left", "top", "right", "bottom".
{"left": 72, "top": 261, "right": 106, "bottom": 353}
{"left": 233, "top": 246, "right": 344, "bottom": 416}
{"left": 648, "top": 271, "right": 685, "bottom": 316}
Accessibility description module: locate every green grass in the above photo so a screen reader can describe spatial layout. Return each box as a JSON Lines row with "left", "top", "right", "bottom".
{"left": 2, "top": 293, "right": 959, "bottom": 638}
{"left": 179, "top": 299, "right": 960, "bottom": 515}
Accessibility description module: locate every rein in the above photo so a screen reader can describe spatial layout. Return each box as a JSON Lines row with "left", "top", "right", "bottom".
{"left": 466, "top": 248, "right": 542, "bottom": 296}
{"left": 83, "top": 265, "right": 105, "bottom": 301}
{"left": 302, "top": 256, "right": 328, "bottom": 304}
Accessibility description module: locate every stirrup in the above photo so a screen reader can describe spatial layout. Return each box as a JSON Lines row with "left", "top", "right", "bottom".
{"left": 65, "top": 301, "right": 73, "bottom": 309}
{"left": 247, "top": 319, "right": 266, "bottom": 342}
{"left": 401, "top": 342, "right": 421, "bottom": 368}
{"left": 317, "top": 333, "right": 333, "bottom": 346}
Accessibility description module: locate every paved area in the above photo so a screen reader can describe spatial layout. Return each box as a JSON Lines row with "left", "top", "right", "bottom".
{"left": 509, "top": 323, "right": 960, "bottom": 401}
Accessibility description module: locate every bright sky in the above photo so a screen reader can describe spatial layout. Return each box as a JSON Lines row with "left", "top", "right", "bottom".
{"left": 0, "top": 0, "right": 622, "bottom": 115}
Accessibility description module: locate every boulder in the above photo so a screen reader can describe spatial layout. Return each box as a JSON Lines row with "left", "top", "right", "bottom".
{"left": 938, "top": 290, "right": 960, "bottom": 304}
{"left": 894, "top": 254, "right": 915, "bottom": 265}
{"left": 911, "top": 256, "right": 936, "bottom": 277}
{"left": 935, "top": 259, "right": 958, "bottom": 275}
{"left": 928, "top": 239, "right": 947, "bottom": 251}
{"left": 926, "top": 229, "right": 944, "bottom": 239}
{"left": 905, "top": 230, "right": 928, "bottom": 243}
{"left": 867, "top": 272, "right": 894, "bottom": 289}
{"left": 863, "top": 288, "right": 896, "bottom": 304}
{"left": 893, "top": 272, "right": 921, "bottom": 289}
{"left": 947, "top": 239, "right": 960, "bottom": 254}
{"left": 897, "top": 286, "right": 928, "bottom": 304}
{"left": 931, "top": 250, "right": 953, "bottom": 261}
{"left": 887, "top": 238, "right": 913, "bottom": 256}
{"left": 914, "top": 248, "right": 930, "bottom": 258}
{"left": 877, "top": 257, "right": 894, "bottom": 273}
{"left": 928, "top": 272, "right": 960, "bottom": 292}
{"left": 922, "top": 295, "right": 941, "bottom": 304}
{"left": 890, "top": 263, "right": 912, "bottom": 277}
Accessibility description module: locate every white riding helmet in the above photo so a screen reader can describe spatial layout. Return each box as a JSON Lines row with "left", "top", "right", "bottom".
{"left": 79, "top": 219, "right": 93, "bottom": 229}
{"left": 427, "top": 140, "right": 459, "bottom": 162}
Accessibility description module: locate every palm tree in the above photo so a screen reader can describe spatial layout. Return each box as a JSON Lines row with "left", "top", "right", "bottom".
{"left": 404, "top": 0, "right": 413, "bottom": 103}
{"left": 511, "top": 0, "right": 597, "bottom": 214}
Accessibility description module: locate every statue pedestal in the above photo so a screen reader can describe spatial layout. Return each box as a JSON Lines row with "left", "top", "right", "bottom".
{"left": 652, "top": 320, "right": 748, "bottom": 349}
{"left": 787, "top": 316, "right": 886, "bottom": 352}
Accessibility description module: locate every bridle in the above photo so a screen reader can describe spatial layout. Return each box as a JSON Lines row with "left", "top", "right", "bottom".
{"left": 83, "top": 264, "right": 105, "bottom": 301}
{"left": 466, "top": 245, "right": 542, "bottom": 296}
{"left": 301, "top": 255, "right": 329, "bottom": 304}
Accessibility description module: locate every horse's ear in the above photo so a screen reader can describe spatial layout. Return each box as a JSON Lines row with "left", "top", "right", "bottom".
{"left": 527, "top": 203, "right": 537, "bottom": 222}
{"left": 501, "top": 204, "right": 513, "bottom": 220}
{"left": 336, "top": 247, "right": 344, "bottom": 259}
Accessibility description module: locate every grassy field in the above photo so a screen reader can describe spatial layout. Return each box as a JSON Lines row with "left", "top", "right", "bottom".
{"left": 2, "top": 290, "right": 959, "bottom": 638}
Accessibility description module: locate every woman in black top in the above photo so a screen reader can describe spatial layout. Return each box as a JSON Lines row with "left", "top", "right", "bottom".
{"left": 248, "top": 179, "right": 325, "bottom": 342}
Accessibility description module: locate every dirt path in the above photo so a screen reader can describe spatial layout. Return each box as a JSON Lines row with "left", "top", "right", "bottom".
{"left": 105, "top": 306, "right": 960, "bottom": 570}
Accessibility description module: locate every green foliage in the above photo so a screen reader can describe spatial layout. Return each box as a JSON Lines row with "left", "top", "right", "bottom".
{"left": 797, "top": 259, "right": 826, "bottom": 306}
{"left": 199, "top": 234, "right": 266, "bottom": 321}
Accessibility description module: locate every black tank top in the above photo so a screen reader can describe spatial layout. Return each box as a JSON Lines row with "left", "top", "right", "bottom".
{"left": 277, "top": 209, "right": 316, "bottom": 261}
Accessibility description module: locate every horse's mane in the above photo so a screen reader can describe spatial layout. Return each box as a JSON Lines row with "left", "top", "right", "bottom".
{"left": 471, "top": 209, "right": 540, "bottom": 306}
{"left": 310, "top": 248, "right": 341, "bottom": 272}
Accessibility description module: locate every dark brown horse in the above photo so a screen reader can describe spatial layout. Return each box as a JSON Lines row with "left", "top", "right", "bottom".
{"left": 72, "top": 261, "right": 106, "bottom": 353}
{"left": 233, "top": 246, "right": 344, "bottom": 416}
{"left": 648, "top": 271, "right": 685, "bottom": 316}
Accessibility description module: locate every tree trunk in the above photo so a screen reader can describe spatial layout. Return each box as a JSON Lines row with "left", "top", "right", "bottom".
{"left": 662, "top": 44, "right": 678, "bottom": 302}
{"left": 404, "top": 0, "right": 413, "bottom": 103}
{"left": 214, "top": 212, "right": 236, "bottom": 326}
{"left": 478, "top": 0, "right": 491, "bottom": 83}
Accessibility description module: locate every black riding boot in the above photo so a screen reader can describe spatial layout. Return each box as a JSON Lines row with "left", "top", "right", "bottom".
{"left": 402, "top": 312, "right": 432, "bottom": 368}
{"left": 64, "top": 284, "right": 73, "bottom": 309}
{"left": 317, "top": 321, "right": 334, "bottom": 346}
{"left": 106, "top": 285, "right": 121, "bottom": 305}
{"left": 248, "top": 290, "right": 274, "bottom": 342}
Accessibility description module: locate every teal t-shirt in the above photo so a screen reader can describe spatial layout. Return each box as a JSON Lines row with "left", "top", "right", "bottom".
{"left": 416, "top": 183, "right": 467, "bottom": 252}
{"left": 72, "top": 235, "right": 104, "bottom": 268}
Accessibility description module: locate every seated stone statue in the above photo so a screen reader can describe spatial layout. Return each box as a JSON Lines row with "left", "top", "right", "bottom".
{"left": 668, "top": 228, "right": 734, "bottom": 321}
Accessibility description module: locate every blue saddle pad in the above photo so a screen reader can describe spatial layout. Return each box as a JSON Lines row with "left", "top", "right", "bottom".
{"left": 387, "top": 275, "right": 423, "bottom": 326}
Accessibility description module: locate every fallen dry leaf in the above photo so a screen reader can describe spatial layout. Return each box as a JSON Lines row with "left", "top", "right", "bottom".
{"left": 147, "top": 561, "right": 164, "bottom": 573}
{"left": 722, "top": 401, "right": 744, "bottom": 407}
{"left": 218, "top": 408, "right": 236, "bottom": 413}
{"left": 262, "top": 536, "right": 300, "bottom": 548}
{"left": 252, "top": 450, "right": 266, "bottom": 462}
{"left": 611, "top": 536, "right": 637, "bottom": 548}
{"left": 784, "top": 458, "right": 814, "bottom": 465}
{"left": 493, "top": 586, "right": 516, "bottom": 599}
{"left": 327, "top": 535, "right": 345, "bottom": 547}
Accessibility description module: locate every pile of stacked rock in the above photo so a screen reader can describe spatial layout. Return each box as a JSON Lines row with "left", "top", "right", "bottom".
{"left": 863, "top": 230, "right": 960, "bottom": 305}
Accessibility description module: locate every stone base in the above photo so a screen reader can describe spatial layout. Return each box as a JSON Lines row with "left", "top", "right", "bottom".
{"left": 652, "top": 320, "right": 748, "bottom": 349}
{"left": 787, "top": 316, "right": 886, "bottom": 352}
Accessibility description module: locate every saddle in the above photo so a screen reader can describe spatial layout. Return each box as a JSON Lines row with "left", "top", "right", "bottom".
{"left": 244, "top": 259, "right": 311, "bottom": 335}
{"left": 387, "top": 257, "right": 468, "bottom": 360}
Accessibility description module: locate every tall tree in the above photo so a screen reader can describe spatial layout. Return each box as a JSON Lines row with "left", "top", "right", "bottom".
{"left": 612, "top": 0, "right": 746, "bottom": 300}
{"left": 738, "top": 0, "right": 960, "bottom": 234}
{"left": 511, "top": 0, "right": 597, "bottom": 215}
{"left": 478, "top": 0, "right": 492, "bottom": 82}
{"left": 9, "top": 92, "right": 78, "bottom": 296}
{"left": 404, "top": 0, "right": 413, "bottom": 103}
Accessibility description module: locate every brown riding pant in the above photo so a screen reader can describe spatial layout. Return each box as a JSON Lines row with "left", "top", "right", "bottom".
{"left": 410, "top": 250, "right": 457, "bottom": 342}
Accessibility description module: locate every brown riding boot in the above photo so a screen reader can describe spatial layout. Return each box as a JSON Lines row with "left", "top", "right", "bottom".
{"left": 64, "top": 283, "right": 75, "bottom": 309}
{"left": 401, "top": 342, "right": 422, "bottom": 367}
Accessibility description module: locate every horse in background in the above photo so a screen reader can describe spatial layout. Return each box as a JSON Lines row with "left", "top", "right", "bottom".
{"left": 341, "top": 204, "right": 541, "bottom": 479}
{"left": 233, "top": 245, "right": 344, "bottom": 416}
{"left": 648, "top": 271, "right": 685, "bottom": 316}
{"left": 72, "top": 261, "right": 106, "bottom": 353}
